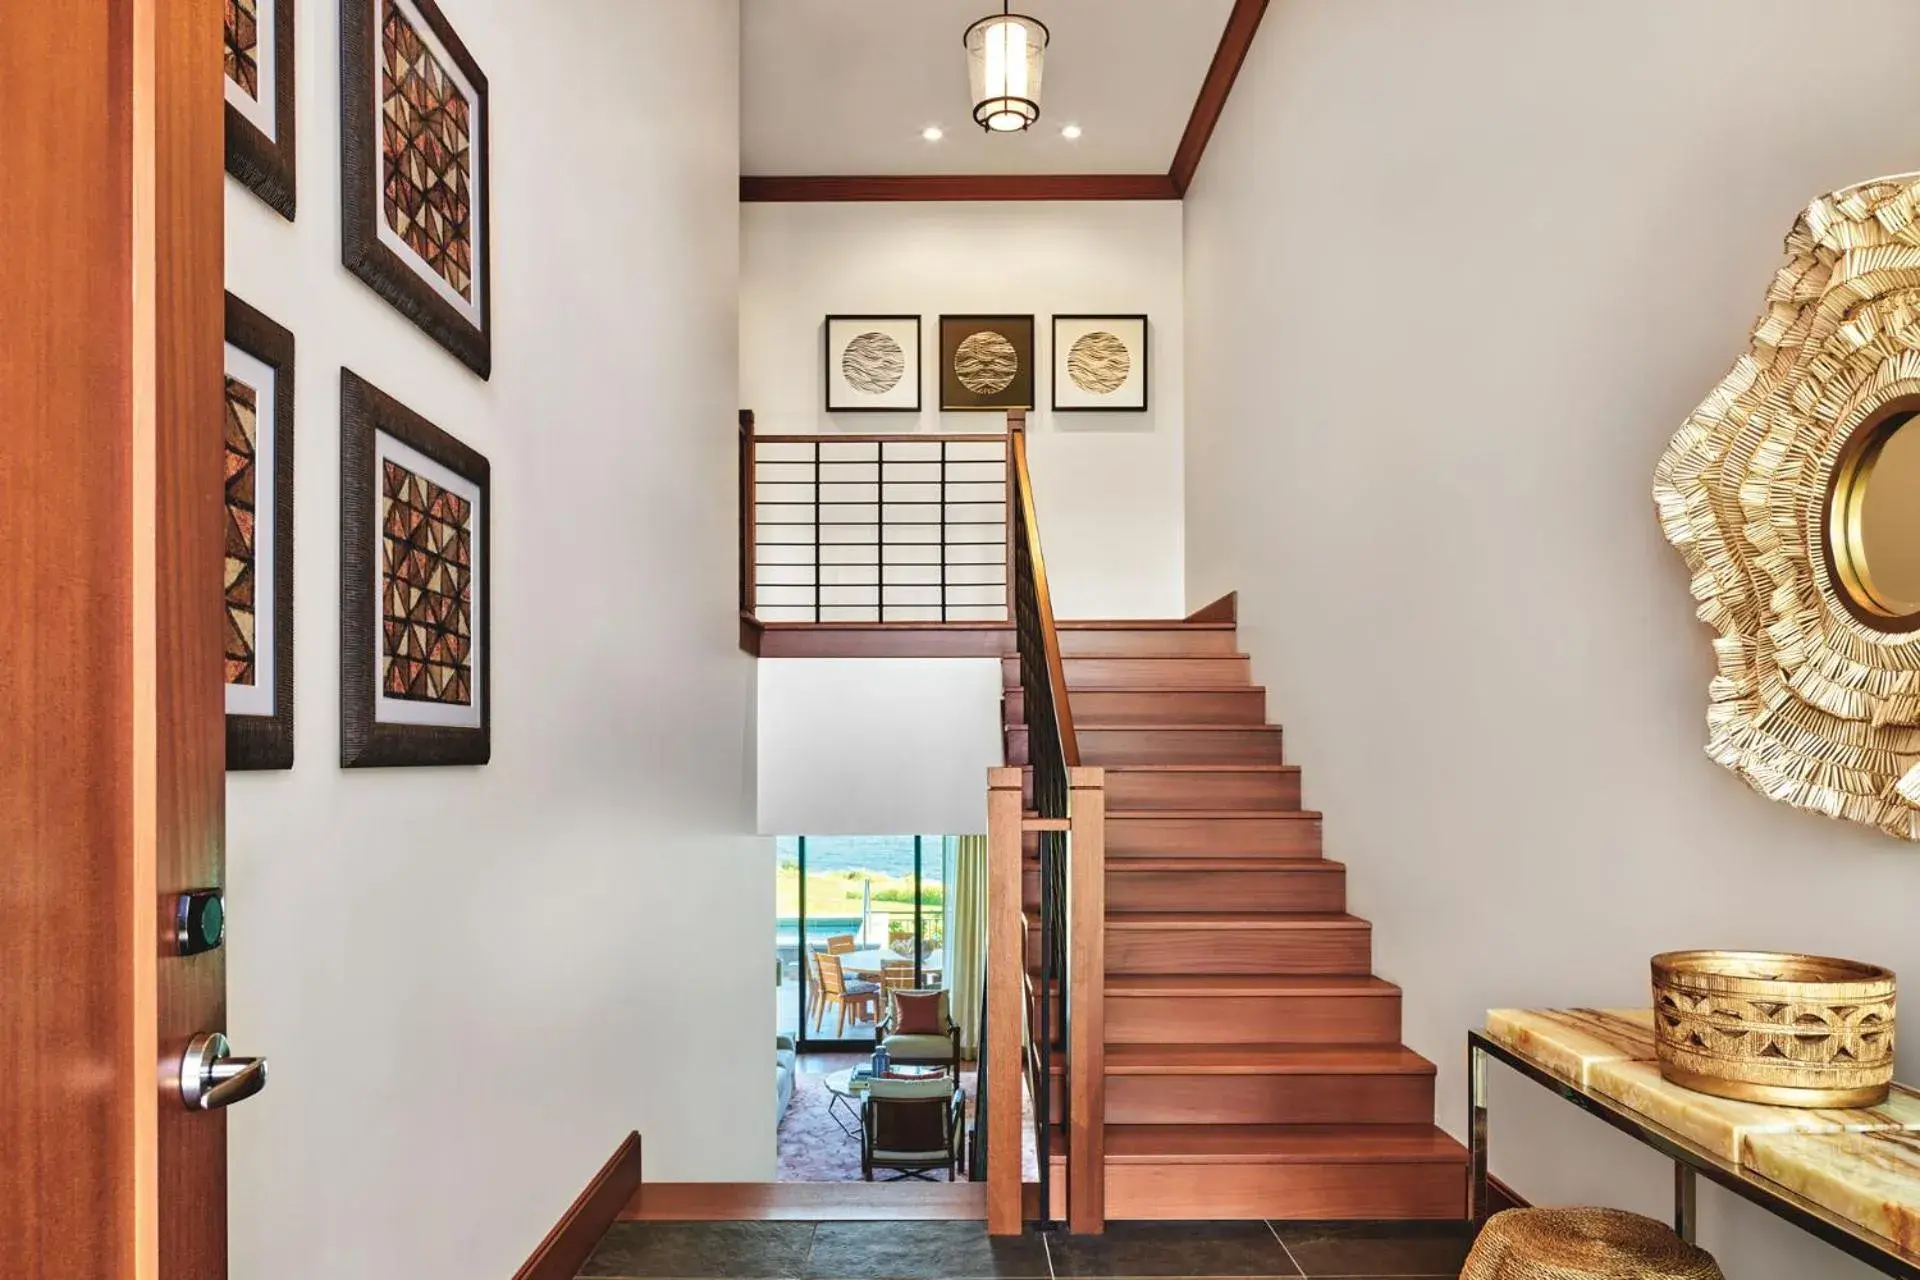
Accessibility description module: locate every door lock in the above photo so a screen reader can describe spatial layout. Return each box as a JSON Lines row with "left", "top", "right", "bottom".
{"left": 179, "top": 1032, "right": 268, "bottom": 1111}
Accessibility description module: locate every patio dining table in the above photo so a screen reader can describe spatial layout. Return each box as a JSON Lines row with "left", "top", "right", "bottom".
{"left": 839, "top": 947, "right": 945, "bottom": 984}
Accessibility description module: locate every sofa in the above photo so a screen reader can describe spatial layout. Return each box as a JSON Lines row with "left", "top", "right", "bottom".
{"left": 775, "top": 1033, "right": 797, "bottom": 1122}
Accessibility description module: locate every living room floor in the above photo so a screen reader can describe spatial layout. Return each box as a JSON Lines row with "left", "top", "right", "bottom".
{"left": 575, "top": 1218, "right": 1478, "bottom": 1278}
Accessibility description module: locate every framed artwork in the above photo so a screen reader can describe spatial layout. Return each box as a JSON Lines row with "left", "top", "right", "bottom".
{"left": 824, "top": 316, "right": 921, "bottom": 412}
{"left": 224, "top": 0, "right": 296, "bottom": 219}
{"left": 939, "top": 315, "right": 1035, "bottom": 412}
{"left": 339, "top": 369, "right": 490, "bottom": 767}
{"left": 224, "top": 295, "right": 295, "bottom": 770}
{"left": 1053, "top": 315, "right": 1148, "bottom": 412}
{"left": 340, "top": 0, "right": 492, "bottom": 379}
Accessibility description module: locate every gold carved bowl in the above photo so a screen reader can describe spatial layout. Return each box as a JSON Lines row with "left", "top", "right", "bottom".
{"left": 1651, "top": 951, "right": 1896, "bottom": 1108}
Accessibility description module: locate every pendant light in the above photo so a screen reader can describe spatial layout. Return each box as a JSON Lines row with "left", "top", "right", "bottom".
{"left": 965, "top": 2, "right": 1049, "bottom": 133}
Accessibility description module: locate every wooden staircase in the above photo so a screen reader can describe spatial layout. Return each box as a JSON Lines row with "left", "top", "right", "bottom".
{"left": 1008, "top": 613, "right": 1469, "bottom": 1222}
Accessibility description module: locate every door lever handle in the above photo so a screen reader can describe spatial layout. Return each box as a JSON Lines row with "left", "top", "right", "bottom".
{"left": 180, "top": 1032, "right": 268, "bottom": 1111}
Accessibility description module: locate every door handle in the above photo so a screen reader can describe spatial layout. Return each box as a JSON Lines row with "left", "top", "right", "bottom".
{"left": 180, "top": 1032, "right": 268, "bottom": 1111}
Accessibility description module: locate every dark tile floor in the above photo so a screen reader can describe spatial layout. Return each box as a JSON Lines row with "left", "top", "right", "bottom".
{"left": 577, "top": 1219, "right": 1477, "bottom": 1278}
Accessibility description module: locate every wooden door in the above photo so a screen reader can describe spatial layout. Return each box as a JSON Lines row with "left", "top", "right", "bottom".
{"left": 1, "top": 1, "right": 229, "bottom": 1276}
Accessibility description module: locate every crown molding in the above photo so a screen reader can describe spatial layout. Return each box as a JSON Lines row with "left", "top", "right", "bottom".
{"left": 740, "top": 2, "right": 1269, "bottom": 203}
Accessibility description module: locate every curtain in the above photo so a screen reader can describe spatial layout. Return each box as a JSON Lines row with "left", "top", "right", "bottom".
{"left": 946, "top": 833, "right": 989, "bottom": 1059}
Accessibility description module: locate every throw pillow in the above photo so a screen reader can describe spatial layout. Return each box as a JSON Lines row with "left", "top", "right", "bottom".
{"left": 893, "top": 989, "right": 945, "bottom": 1035}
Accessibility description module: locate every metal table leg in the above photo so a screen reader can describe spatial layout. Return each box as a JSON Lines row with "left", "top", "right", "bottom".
{"left": 1675, "top": 1163, "right": 1698, "bottom": 1243}
{"left": 1469, "top": 1040, "right": 1490, "bottom": 1220}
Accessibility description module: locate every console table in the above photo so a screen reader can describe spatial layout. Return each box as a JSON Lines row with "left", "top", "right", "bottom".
{"left": 1470, "top": 1022, "right": 1920, "bottom": 1279}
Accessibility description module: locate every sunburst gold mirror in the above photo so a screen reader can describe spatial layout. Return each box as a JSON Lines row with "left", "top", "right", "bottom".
{"left": 1656, "top": 172, "right": 1920, "bottom": 840}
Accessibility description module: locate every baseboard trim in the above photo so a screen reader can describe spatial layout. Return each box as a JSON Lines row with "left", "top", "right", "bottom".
{"left": 512, "top": 1132, "right": 644, "bottom": 1280}
{"left": 1487, "top": 1174, "right": 1530, "bottom": 1214}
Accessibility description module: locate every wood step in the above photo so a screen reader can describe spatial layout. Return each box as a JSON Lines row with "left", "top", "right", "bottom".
{"left": 1021, "top": 766, "right": 1300, "bottom": 813}
{"left": 1106, "top": 913, "right": 1372, "bottom": 976}
{"left": 1006, "top": 724, "right": 1284, "bottom": 767}
{"left": 1055, "top": 623, "right": 1239, "bottom": 657}
{"left": 1006, "top": 686, "right": 1269, "bottom": 726}
{"left": 1104, "top": 975, "right": 1404, "bottom": 1045}
{"left": 1003, "top": 654, "right": 1252, "bottom": 689}
{"left": 1103, "top": 1045, "right": 1436, "bottom": 1126}
{"left": 1024, "top": 859, "right": 1345, "bottom": 915}
{"left": 1104, "top": 810, "right": 1323, "bottom": 858}
{"left": 1100, "top": 1124, "right": 1469, "bottom": 1220}
{"left": 1104, "top": 765, "right": 1299, "bottom": 810}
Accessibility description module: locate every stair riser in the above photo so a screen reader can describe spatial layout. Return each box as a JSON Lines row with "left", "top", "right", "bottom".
{"left": 1105, "top": 770, "right": 1300, "bottom": 810}
{"left": 1104, "top": 1161, "right": 1467, "bottom": 1221}
{"left": 1008, "top": 727, "right": 1284, "bottom": 767}
{"left": 1107, "top": 925, "right": 1371, "bottom": 976}
{"left": 1105, "top": 1073, "right": 1435, "bottom": 1126}
{"left": 1056, "top": 628, "right": 1240, "bottom": 657}
{"left": 1003, "top": 655, "right": 1252, "bottom": 689}
{"left": 1008, "top": 687, "right": 1268, "bottom": 726}
{"left": 1105, "top": 816, "right": 1322, "bottom": 858}
{"left": 1106, "top": 993, "right": 1403, "bottom": 1045}
{"left": 1022, "top": 868, "right": 1344, "bottom": 914}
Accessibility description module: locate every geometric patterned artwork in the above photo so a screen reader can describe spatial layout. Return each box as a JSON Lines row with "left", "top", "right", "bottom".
{"left": 939, "top": 314, "right": 1034, "bottom": 411}
{"left": 824, "top": 315, "right": 921, "bottom": 412}
{"left": 224, "top": 294, "right": 295, "bottom": 771}
{"left": 340, "top": 368, "right": 491, "bottom": 767}
{"left": 224, "top": 0, "right": 296, "bottom": 219}
{"left": 1053, "top": 314, "right": 1148, "bottom": 411}
{"left": 225, "top": 0, "right": 259, "bottom": 97}
{"left": 381, "top": 457, "right": 473, "bottom": 705}
{"left": 224, "top": 375, "right": 259, "bottom": 686}
{"left": 1654, "top": 172, "right": 1920, "bottom": 841}
{"left": 342, "top": 0, "right": 492, "bottom": 378}
{"left": 380, "top": 0, "right": 473, "bottom": 302}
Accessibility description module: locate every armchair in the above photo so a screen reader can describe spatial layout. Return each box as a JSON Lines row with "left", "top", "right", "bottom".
{"left": 877, "top": 987, "right": 961, "bottom": 1075}
{"left": 860, "top": 1075, "right": 965, "bottom": 1181}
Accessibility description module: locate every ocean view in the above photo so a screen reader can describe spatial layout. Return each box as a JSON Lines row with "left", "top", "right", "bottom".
{"left": 775, "top": 834, "right": 944, "bottom": 878}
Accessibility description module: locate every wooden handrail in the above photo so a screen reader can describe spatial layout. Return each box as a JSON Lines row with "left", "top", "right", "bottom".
{"left": 1008, "top": 410, "right": 1079, "bottom": 767}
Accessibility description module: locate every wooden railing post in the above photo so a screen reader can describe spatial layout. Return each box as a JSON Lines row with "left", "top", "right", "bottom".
{"left": 1067, "top": 767, "right": 1106, "bottom": 1234}
{"left": 986, "top": 767, "right": 1026, "bottom": 1235}
{"left": 738, "top": 410, "right": 755, "bottom": 617}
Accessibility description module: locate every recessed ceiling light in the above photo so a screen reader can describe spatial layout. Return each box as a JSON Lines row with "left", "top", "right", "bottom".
{"left": 1060, "top": 123, "right": 1083, "bottom": 140}
{"left": 922, "top": 125, "right": 945, "bottom": 142}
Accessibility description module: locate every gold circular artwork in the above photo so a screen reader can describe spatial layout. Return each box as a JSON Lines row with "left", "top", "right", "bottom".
{"left": 841, "top": 331, "right": 905, "bottom": 395}
{"left": 1828, "top": 406, "right": 1920, "bottom": 628}
{"left": 953, "top": 331, "right": 1018, "bottom": 395}
{"left": 1655, "top": 171, "right": 1920, "bottom": 840}
{"left": 1067, "top": 331, "right": 1131, "bottom": 394}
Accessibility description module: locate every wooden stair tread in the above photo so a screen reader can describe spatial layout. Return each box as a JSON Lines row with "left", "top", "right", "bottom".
{"left": 1096, "top": 763, "right": 1297, "bottom": 774}
{"left": 1107, "top": 911, "right": 1365, "bottom": 928}
{"left": 1047, "top": 723, "right": 1281, "bottom": 732}
{"left": 1043, "top": 650, "right": 1250, "bottom": 660}
{"left": 1031, "top": 683, "right": 1267, "bottom": 693}
{"left": 1057, "top": 620, "right": 1236, "bottom": 631}
{"left": 1104, "top": 1044, "right": 1434, "bottom": 1075}
{"left": 1100, "top": 857, "right": 1340, "bottom": 872}
{"left": 1109, "top": 807, "right": 1321, "bottom": 818}
{"left": 1102, "top": 1124, "right": 1469, "bottom": 1164}
{"left": 1105, "top": 974, "right": 1399, "bottom": 997}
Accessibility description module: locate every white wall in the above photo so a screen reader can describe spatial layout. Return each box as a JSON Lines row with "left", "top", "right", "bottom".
{"left": 223, "top": 4, "right": 761, "bottom": 1278}
{"left": 1183, "top": 3, "right": 1920, "bottom": 1276}
{"left": 742, "top": 201, "right": 1186, "bottom": 619}
{"left": 757, "top": 659, "right": 1003, "bottom": 835}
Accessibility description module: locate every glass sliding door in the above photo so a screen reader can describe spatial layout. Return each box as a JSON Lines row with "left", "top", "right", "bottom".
{"left": 779, "top": 834, "right": 953, "bottom": 1052}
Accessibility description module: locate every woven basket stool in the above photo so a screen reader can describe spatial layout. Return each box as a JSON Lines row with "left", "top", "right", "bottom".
{"left": 1462, "top": 1208, "right": 1725, "bottom": 1280}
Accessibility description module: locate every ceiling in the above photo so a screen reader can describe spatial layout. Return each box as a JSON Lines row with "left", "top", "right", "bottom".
{"left": 741, "top": 0, "right": 1238, "bottom": 177}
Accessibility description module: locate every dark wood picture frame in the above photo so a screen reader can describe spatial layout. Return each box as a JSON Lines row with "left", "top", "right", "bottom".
{"left": 340, "top": 0, "right": 492, "bottom": 379}
{"left": 939, "top": 314, "right": 1035, "bottom": 412}
{"left": 1051, "top": 314, "right": 1149, "bottom": 413}
{"left": 339, "top": 369, "right": 491, "bottom": 768}
{"left": 823, "top": 315, "right": 923, "bottom": 413}
{"left": 224, "top": 0, "right": 297, "bottom": 219}
{"left": 225, "top": 294, "right": 295, "bottom": 770}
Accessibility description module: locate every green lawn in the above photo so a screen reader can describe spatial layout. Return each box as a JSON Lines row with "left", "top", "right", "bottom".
{"left": 777, "top": 863, "right": 945, "bottom": 946}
